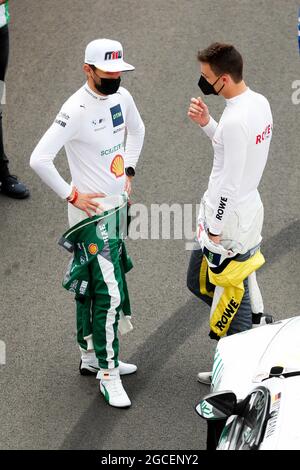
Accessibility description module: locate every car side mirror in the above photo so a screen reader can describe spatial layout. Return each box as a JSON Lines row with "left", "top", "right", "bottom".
{"left": 195, "top": 391, "right": 237, "bottom": 420}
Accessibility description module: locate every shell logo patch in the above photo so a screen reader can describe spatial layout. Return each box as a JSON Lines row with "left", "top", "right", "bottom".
{"left": 110, "top": 154, "right": 124, "bottom": 178}
{"left": 88, "top": 243, "right": 98, "bottom": 255}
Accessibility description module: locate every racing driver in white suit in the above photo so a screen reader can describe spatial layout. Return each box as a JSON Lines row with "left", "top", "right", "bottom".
{"left": 31, "top": 39, "right": 145, "bottom": 408}
{"left": 186, "top": 43, "right": 273, "bottom": 384}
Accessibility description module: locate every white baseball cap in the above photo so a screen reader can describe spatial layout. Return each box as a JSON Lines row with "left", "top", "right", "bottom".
{"left": 85, "top": 39, "right": 135, "bottom": 72}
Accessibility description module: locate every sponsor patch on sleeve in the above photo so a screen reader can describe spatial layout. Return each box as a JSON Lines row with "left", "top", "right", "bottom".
{"left": 54, "top": 109, "right": 71, "bottom": 128}
{"left": 55, "top": 119, "right": 67, "bottom": 128}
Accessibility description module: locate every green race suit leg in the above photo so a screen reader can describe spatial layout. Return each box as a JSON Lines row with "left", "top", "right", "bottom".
{"left": 90, "top": 236, "right": 125, "bottom": 370}
{"left": 61, "top": 203, "right": 132, "bottom": 370}
{"left": 76, "top": 295, "right": 92, "bottom": 350}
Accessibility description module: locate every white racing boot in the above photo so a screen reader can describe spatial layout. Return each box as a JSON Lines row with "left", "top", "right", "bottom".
{"left": 79, "top": 350, "right": 100, "bottom": 375}
{"left": 79, "top": 348, "right": 137, "bottom": 376}
{"left": 118, "top": 361, "right": 137, "bottom": 375}
{"left": 97, "top": 368, "right": 131, "bottom": 408}
{"left": 197, "top": 371, "right": 212, "bottom": 385}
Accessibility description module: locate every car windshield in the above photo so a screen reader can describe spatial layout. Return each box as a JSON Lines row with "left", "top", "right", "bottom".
{"left": 254, "top": 317, "right": 300, "bottom": 381}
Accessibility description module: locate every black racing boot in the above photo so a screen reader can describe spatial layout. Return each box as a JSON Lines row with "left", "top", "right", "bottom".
{"left": 0, "top": 108, "right": 30, "bottom": 199}
{"left": 0, "top": 173, "right": 30, "bottom": 199}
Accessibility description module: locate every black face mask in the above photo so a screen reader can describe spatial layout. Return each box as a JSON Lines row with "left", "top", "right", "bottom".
{"left": 198, "top": 75, "right": 224, "bottom": 95}
{"left": 93, "top": 72, "right": 121, "bottom": 95}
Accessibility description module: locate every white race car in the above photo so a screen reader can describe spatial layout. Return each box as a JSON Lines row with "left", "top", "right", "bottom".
{"left": 196, "top": 316, "right": 300, "bottom": 450}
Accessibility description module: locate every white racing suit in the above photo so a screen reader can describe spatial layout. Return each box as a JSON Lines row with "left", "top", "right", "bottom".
{"left": 201, "top": 189, "right": 264, "bottom": 255}
{"left": 187, "top": 190, "right": 265, "bottom": 339}
{"left": 187, "top": 87, "right": 272, "bottom": 339}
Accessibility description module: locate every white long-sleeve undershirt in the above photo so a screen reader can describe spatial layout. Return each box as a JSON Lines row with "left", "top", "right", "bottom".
{"left": 200, "top": 88, "right": 273, "bottom": 235}
{"left": 30, "top": 84, "right": 145, "bottom": 199}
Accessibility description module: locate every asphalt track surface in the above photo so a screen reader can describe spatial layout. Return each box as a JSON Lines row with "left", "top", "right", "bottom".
{"left": 0, "top": 0, "right": 299, "bottom": 450}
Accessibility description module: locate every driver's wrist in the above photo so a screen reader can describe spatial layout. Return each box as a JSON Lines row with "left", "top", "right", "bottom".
{"left": 199, "top": 116, "right": 210, "bottom": 128}
{"left": 66, "top": 187, "right": 79, "bottom": 205}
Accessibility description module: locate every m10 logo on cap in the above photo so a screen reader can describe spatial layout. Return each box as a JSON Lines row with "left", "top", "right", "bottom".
{"left": 105, "top": 50, "right": 122, "bottom": 60}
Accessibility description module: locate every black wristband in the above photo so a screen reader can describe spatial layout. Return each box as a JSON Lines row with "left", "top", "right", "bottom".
{"left": 125, "top": 167, "right": 135, "bottom": 177}
{"left": 208, "top": 229, "right": 219, "bottom": 237}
